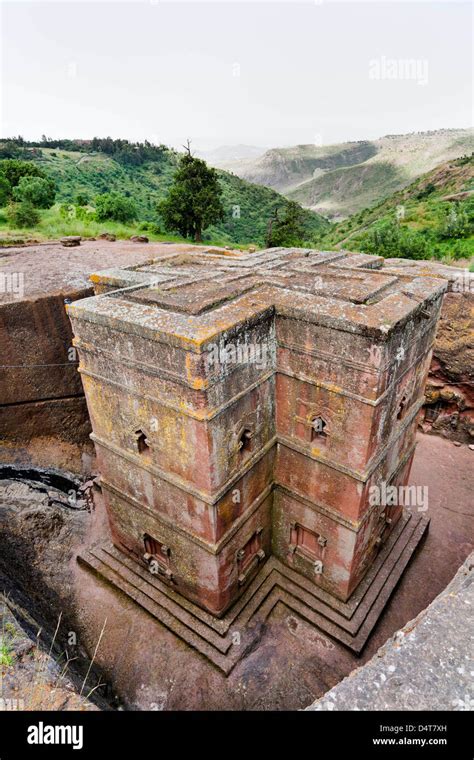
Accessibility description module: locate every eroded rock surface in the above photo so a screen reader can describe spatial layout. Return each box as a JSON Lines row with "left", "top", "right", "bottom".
{"left": 0, "top": 596, "right": 98, "bottom": 711}
{"left": 307, "top": 552, "right": 474, "bottom": 711}
{"left": 424, "top": 292, "right": 474, "bottom": 442}
{"left": 0, "top": 474, "right": 112, "bottom": 710}
{"left": 383, "top": 260, "right": 473, "bottom": 443}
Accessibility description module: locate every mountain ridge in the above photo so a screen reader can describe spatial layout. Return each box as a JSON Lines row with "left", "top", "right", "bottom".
{"left": 210, "top": 128, "right": 474, "bottom": 220}
{"left": 320, "top": 153, "right": 474, "bottom": 260}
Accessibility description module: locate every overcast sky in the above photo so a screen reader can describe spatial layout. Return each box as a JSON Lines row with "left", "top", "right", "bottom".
{"left": 1, "top": 0, "right": 472, "bottom": 151}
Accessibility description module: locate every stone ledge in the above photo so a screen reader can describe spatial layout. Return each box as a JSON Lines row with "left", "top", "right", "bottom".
{"left": 77, "top": 511, "right": 428, "bottom": 675}
{"left": 306, "top": 551, "right": 474, "bottom": 711}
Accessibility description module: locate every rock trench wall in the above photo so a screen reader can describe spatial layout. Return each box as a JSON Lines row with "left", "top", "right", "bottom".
{"left": 423, "top": 291, "right": 473, "bottom": 443}
{"left": 0, "top": 288, "right": 95, "bottom": 475}
{"left": 0, "top": 249, "right": 472, "bottom": 483}
{"left": 306, "top": 552, "right": 474, "bottom": 711}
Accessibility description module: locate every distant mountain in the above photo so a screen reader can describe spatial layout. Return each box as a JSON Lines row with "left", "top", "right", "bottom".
{"left": 197, "top": 144, "right": 267, "bottom": 166}
{"left": 320, "top": 153, "right": 474, "bottom": 260}
{"left": 0, "top": 140, "right": 329, "bottom": 245}
{"left": 220, "top": 129, "right": 474, "bottom": 220}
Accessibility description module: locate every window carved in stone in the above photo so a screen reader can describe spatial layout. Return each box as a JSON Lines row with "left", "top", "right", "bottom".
{"left": 310, "top": 415, "right": 328, "bottom": 443}
{"left": 289, "top": 522, "right": 326, "bottom": 574}
{"left": 236, "top": 527, "right": 265, "bottom": 585}
{"left": 134, "top": 429, "right": 150, "bottom": 454}
{"left": 238, "top": 427, "right": 253, "bottom": 455}
{"left": 143, "top": 533, "right": 172, "bottom": 580}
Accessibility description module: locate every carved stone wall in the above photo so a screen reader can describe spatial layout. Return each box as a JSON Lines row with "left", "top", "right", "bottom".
{"left": 68, "top": 247, "right": 444, "bottom": 656}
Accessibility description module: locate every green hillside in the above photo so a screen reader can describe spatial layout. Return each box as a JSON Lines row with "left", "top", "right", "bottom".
{"left": 287, "top": 161, "right": 404, "bottom": 219}
{"left": 218, "top": 141, "right": 377, "bottom": 194}
{"left": 0, "top": 140, "right": 329, "bottom": 246}
{"left": 217, "top": 129, "right": 474, "bottom": 220}
{"left": 320, "top": 154, "right": 474, "bottom": 261}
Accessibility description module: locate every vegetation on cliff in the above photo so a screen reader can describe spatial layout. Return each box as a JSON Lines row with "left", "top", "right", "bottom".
{"left": 0, "top": 138, "right": 329, "bottom": 246}
{"left": 320, "top": 154, "right": 474, "bottom": 261}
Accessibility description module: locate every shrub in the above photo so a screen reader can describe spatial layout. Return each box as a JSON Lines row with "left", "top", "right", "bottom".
{"left": 6, "top": 201, "right": 40, "bottom": 228}
{"left": 75, "top": 205, "right": 95, "bottom": 222}
{"left": 0, "top": 141, "right": 23, "bottom": 160}
{"left": 416, "top": 182, "right": 436, "bottom": 200}
{"left": 361, "top": 221, "right": 430, "bottom": 260}
{"left": 449, "top": 241, "right": 467, "bottom": 260}
{"left": 0, "top": 174, "right": 11, "bottom": 206}
{"left": 95, "top": 192, "right": 138, "bottom": 223}
{"left": 0, "top": 159, "right": 45, "bottom": 188}
{"left": 437, "top": 204, "right": 472, "bottom": 240}
{"left": 59, "top": 203, "right": 75, "bottom": 219}
{"left": 13, "top": 176, "right": 56, "bottom": 208}
{"left": 75, "top": 192, "right": 89, "bottom": 206}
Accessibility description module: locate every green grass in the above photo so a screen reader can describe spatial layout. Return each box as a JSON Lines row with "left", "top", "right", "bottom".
{"left": 0, "top": 205, "right": 251, "bottom": 248}
{"left": 0, "top": 146, "right": 330, "bottom": 247}
{"left": 319, "top": 154, "right": 474, "bottom": 263}
{"left": 0, "top": 640, "right": 14, "bottom": 667}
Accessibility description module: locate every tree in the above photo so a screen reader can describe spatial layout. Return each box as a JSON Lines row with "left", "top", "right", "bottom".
{"left": 0, "top": 175, "right": 11, "bottom": 206}
{"left": 438, "top": 204, "right": 472, "bottom": 240}
{"left": 13, "top": 176, "right": 56, "bottom": 208}
{"left": 0, "top": 159, "right": 45, "bottom": 188}
{"left": 158, "top": 143, "right": 224, "bottom": 241}
{"left": 6, "top": 201, "right": 40, "bottom": 228}
{"left": 361, "top": 221, "right": 430, "bottom": 260}
{"left": 266, "top": 201, "right": 307, "bottom": 247}
{"left": 0, "top": 141, "right": 23, "bottom": 160}
{"left": 75, "top": 192, "right": 89, "bottom": 206}
{"left": 95, "top": 192, "right": 137, "bottom": 223}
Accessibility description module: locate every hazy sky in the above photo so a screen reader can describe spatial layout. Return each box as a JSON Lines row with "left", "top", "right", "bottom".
{"left": 1, "top": 0, "right": 472, "bottom": 150}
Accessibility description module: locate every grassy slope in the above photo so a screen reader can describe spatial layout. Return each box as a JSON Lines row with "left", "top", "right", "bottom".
{"left": 221, "top": 129, "right": 474, "bottom": 219}
{"left": 0, "top": 147, "right": 329, "bottom": 246}
{"left": 320, "top": 154, "right": 474, "bottom": 260}
{"left": 219, "top": 141, "right": 377, "bottom": 193}
{"left": 288, "top": 161, "right": 404, "bottom": 219}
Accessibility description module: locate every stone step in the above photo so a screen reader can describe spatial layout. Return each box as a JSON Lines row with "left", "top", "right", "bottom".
{"left": 78, "top": 511, "right": 429, "bottom": 673}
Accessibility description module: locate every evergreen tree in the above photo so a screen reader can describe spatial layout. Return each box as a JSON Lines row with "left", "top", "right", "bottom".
{"left": 158, "top": 143, "right": 224, "bottom": 242}
{"left": 266, "top": 201, "right": 307, "bottom": 247}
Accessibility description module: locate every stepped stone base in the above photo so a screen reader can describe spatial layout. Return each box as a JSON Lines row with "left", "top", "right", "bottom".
{"left": 78, "top": 510, "right": 429, "bottom": 675}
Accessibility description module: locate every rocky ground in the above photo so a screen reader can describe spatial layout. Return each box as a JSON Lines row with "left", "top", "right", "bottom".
{"left": 0, "top": 433, "right": 471, "bottom": 710}
{"left": 307, "top": 552, "right": 474, "bottom": 711}
{"left": 0, "top": 473, "right": 112, "bottom": 710}
{"left": 0, "top": 595, "right": 98, "bottom": 711}
{"left": 424, "top": 291, "right": 474, "bottom": 443}
{"left": 0, "top": 239, "right": 200, "bottom": 303}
